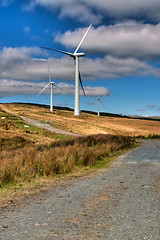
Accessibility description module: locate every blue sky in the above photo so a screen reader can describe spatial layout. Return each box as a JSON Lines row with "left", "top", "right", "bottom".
{"left": 1, "top": 0, "right": 160, "bottom": 116}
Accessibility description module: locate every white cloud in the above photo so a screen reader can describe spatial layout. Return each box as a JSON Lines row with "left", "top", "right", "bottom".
{"left": 26, "top": 0, "right": 160, "bottom": 23}
{"left": 84, "top": 86, "right": 110, "bottom": 97}
{"left": 57, "top": 82, "right": 109, "bottom": 96}
{"left": 146, "top": 105, "right": 157, "bottom": 109}
{"left": 55, "top": 23, "right": 160, "bottom": 59}
{"left": 58, "top": 2, "right": 101, "bottom": 24}
{"left": 0, "top": 47, "right": 45, "bottom": 80}
{"left": 27, "top": 0, "right": 101, "bottom": 24}
{"left": 0, "top": 46, "right": 40, "bottom": 63}
{"left": 0, "top": 0, "right": 13, "bottom": 7}
{"left": 80, "top": 56, "right": 160, "bottom": 79}
{"left": 0, "top": 79, "right": 109, "bottom": 97}
{"left": 1, "top": 46, "right": 160, "bottom": 98}
{"left": 24, "top": 27, "right": 30, "bottom": 33}
{"left": 86, "top": 0, "right": 160, "bottom": 20}
{"left": 0, "top": 79, "right": 43, "bottom": 97}
{"left": 0, "top": 47, "right": 160, "bottom": 84}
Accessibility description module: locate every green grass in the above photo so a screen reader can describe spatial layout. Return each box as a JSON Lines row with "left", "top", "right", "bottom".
{"left": 93, "top": 142, "right": 137, "bottom": 170}
{"left": 14, "top": 121, "right": 43, "bottom": 133}
{"left": 42, "top": 130, "right": 72, "bottom": 140}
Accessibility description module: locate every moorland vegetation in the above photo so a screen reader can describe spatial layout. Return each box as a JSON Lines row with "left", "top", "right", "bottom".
{"left": 1, "top": 103, "right": 160, "bottom": 202}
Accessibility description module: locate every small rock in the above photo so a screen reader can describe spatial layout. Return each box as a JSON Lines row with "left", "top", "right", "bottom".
{"left": 2, "top": 225, "right": 8, "bottom": 228}
{"left": 150, "top": 226, "right": 156, "bottom": 229}
{"left": 35, "top": 223, "right": 47, "bottom": 227}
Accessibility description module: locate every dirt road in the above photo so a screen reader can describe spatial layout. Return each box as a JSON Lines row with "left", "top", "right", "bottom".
{"left": 20, "top": 116, "right": 81, "bottom": 137}
{"left": 0, "top": 140, "right": 160, "bottom": 239}
{"left": 0, "top": 104, "right": 81, "bottom": 137}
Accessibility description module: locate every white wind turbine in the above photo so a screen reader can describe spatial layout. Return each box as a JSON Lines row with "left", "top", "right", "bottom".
{"left": 96, "top": 96, "right": 104, "bottom": 117}
{"left": 33, "top": 58, "right": 63, "bottom": 112}
{"left": 40, "top": 24, "right": 92, "bottom": 116}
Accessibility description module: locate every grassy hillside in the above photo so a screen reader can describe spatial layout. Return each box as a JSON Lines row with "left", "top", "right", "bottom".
{"left": 0, "top": 105, "right": 71, "bottom": 147}
{"left": 0, "top": 102, "right": 159, "bottom": 204}
{"left": 1, "top": 103, "right": 160, "bottom": 137}
{"left": 0, "top": 104, "right": 135, "bottom": 183}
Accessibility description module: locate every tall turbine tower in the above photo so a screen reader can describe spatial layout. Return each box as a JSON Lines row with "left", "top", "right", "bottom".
{"left": 40, "top": 24, "right": 92, "bottom": 116}
{"left": 96, "top": 96, "right": 104, "bottom": 117}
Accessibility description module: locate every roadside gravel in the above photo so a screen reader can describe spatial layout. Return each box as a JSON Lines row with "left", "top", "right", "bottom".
{"left": 0, "top": 140, "right": 160, "bottom": 240}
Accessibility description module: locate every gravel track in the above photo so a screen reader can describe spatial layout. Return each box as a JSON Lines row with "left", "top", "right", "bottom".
{"left": 20, "top": 116, "right": 81, "bottom": 137}
{"left": 0, "top": 104, "right": 81, "bottom": 137}
{"left": 0, "top": 140, "right": 160, "bottom": 240}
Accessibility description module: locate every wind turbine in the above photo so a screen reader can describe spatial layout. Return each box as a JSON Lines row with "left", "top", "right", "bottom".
{"left": 40, "top": 24, "right": 92, "bottom": 116}
{"left": 96, "top": 96, "right": 104, "bottom": 117}
{"left": 32, "top": 58, "right": 63, "bottom": 112}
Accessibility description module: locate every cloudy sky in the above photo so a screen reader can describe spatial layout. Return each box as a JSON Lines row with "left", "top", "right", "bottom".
{"left": 0, "top": 0, "right": 160, "bottom": 116}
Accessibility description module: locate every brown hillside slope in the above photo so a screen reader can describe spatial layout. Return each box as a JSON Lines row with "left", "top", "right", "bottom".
{"left": 1, "top": 103, "right": 160, "bottom": 137}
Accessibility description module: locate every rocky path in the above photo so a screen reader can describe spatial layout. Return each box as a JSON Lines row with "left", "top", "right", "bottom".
{"left": 0, "top": 140, "right": 160, "bottom": 239}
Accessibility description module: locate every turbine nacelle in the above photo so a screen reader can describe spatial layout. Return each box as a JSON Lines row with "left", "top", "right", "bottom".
{"left": 73, "top": 52, "right": 85, "bottom": 57}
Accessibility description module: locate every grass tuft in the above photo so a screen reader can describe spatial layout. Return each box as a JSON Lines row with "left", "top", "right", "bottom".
{"left": 0, "top": 136, "right": 33, "bottom": 151}
{"left": 0, "top": 134, "right": 135, "bottom": 185}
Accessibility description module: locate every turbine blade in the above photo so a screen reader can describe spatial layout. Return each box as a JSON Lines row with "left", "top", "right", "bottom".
{"left": 74, "top": 24, "right": 92, "bottom": 54}
{"left": 53, "top": 84, "right": 64, "bottom": 92}
{"left": 73, "top": 58, "right": 85, "bottom": 96}
{"left": 38, "top": 83, "right": 50, "bottom": 95}
{"left": 99, "top": 99, "right": 104, "bottom": 105}
{"left": 40, "top": 46, "right": 74, "bottom": 57}
{"left": 79, "top": 72, "right": 85, "bottom": 96}
{"left": 48, "top": 63, "right": 52, "bottom": 82}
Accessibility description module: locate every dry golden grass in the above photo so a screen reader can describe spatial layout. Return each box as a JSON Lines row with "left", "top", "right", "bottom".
{"left": 0, "top": 134, "right": 135, "bottom": 185}
{"left": 0, "top": 104, "right": 136, "bottom": 185}
{"left": 2, "top": 103, "right": 160, "bottom": 137}
{"left": 0, "top": 103, "right": 159, "bottom": 205}
{"left": 0, "top": 105, "right": 71, "bottom": 147}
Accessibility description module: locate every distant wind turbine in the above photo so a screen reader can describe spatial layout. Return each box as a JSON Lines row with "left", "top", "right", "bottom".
{"left": 40, "top": 24, "right": 92, "bottom": 116}
{"left": 96, "top": 96, "right": 104, "bottom": 116}
{"left": 32, "top": 58, "right": 63, "bottom": 112}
